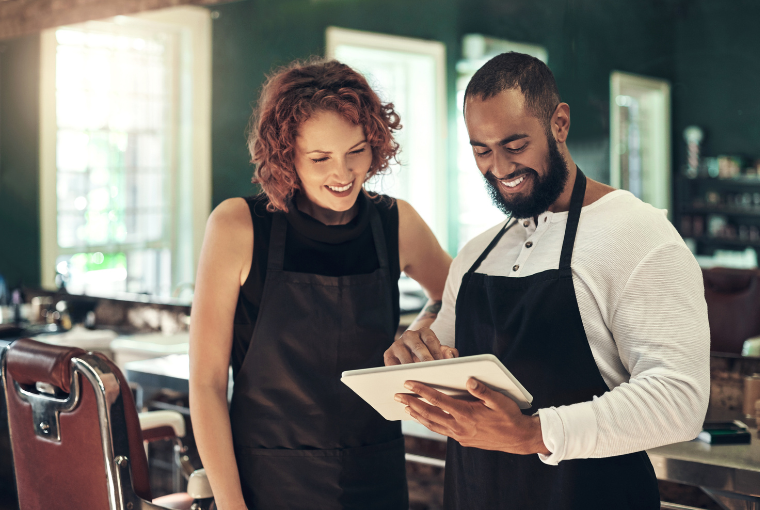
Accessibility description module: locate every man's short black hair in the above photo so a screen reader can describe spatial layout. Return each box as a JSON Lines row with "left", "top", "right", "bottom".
{"left": 464, "top": 52, "right": 561, "bottom": 129}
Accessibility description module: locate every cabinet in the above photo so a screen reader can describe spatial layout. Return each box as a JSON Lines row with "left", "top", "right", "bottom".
{"left": 675, "top": 175, "right": 760, "bottom": 255}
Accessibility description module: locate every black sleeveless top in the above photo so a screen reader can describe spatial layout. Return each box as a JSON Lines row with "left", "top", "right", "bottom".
{"left": 231, "top": 191, "right": 401, "bottom": 378}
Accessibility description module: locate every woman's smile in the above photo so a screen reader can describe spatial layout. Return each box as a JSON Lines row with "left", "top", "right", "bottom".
{"left": 326, "top": 180, "right": 354, "bottom": 197}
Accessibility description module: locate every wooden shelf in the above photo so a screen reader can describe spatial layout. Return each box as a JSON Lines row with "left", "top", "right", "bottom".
{"left": 689, "top": 237, "right": 760, "bottom": 249}
{"left": 679, "top": 175, "right": 760, "bottom": 187}
{"left": 681, "top": 206, "right": 760, "bottom": 217}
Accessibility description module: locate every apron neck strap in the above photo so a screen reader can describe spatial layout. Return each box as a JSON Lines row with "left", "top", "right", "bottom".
{"left": 466, "top": 218, "right": 516, "bottom": 274}
{"left": 558, "top": 167, "right": 586, "bottom": 273}
{"left": 268, "top": 213, "right": 288, "bottom": 271}
{"left": 267, "top": 199, "right": 389, "bottom": 271}
{"left": 368, "top": 202, "right": 390, "bottom": 270}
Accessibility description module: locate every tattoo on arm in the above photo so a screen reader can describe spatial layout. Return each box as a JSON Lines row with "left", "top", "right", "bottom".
{"left": 424, "top": 301, "right": 442, "bottom": 315}
{"left": 418, "top": 300, "right": 442, "bottom": 320}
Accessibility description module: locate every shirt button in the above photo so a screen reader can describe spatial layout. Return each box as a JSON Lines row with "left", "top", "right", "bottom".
{"left": 523, "top": 221, "right": 529, "bottom": 227}
{"left": 525, "top": 241, "right": 533, "bottom": 248}
{"left": 512, "top": 264, "right": 520, "bottom": 271}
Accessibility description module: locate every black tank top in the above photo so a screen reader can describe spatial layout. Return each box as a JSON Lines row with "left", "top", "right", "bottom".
{"left": 231, "top": 191, "right": 401, "bottom": 377}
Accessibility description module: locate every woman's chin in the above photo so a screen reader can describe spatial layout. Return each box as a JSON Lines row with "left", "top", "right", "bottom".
{"left": 322, "top": 189, "right": 361, "bottom": 211}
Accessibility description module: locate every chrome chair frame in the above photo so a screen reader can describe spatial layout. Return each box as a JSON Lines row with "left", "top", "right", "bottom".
{"left": 0, "top": 341, "right": 207, "bottom": 510}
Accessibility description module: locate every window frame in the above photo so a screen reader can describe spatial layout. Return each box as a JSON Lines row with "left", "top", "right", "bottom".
{"left": 610, "top": 71, "right": 672, "bottom": 216}
{"left": 325, "top": 26, "right": 449, "bottom": 249}
{"left": 39, "top": 6, "right": 212, "bottom": 297}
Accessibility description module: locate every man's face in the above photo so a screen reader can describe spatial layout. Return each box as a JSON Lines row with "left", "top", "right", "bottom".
{"left": 464, "top": 88, "right": 568, "bottom": 219}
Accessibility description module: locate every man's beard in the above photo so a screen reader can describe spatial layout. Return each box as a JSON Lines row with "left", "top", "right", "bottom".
{"left": 483, "top": 131, "right": 569, "bottom": 219}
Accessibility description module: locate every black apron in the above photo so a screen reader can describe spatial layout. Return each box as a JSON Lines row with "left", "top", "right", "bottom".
{"left": 229, "top": 204, "right": 408, "bottom": 510}
{"left": 444, "top": 169, "right": 660, "bottom": 510}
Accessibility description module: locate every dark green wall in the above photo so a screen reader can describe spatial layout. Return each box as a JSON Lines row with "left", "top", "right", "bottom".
{"left": 0, "top": 35, "right": 40, "bottom": 289}
{"left": 2, "top": 0, "right": 758, "bottom": 286}
{"left": 209, "top": 0, "right": 676, "bottom": 207}
{"left": 459, "top": 0, "right": 676, "bottom": 143}
{"left": 672, "top": 0, "right": 760, "bottom": 167}
{"left": 208, "top": 0, "right": 461, "bottom": 209}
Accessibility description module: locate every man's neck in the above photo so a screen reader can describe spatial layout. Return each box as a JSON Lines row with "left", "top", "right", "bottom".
{"left": 547, "top": 153, "right": 578, "bottom": 214}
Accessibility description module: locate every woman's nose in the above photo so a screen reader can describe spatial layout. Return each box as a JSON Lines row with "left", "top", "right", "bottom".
{"left": 334, "top": 157, "right": 354, "bottom": 180}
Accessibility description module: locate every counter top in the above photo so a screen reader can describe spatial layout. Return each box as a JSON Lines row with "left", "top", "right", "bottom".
{"left": 406, "top": 420, "right": 760, "bottom": 499}
{"left": 648, "top": 428, "right": 760, "bottom": 499}
{"left": 123, "top": 353, "right": 760, "bottom": 501}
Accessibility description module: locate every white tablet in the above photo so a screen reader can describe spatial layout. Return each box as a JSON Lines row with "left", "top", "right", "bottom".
{"left": 341, "top": 354, "right": 533, "bottom": 421}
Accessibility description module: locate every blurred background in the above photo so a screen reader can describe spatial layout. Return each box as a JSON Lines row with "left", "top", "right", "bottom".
{"left": 1, "top": 1, "right": 760, "bottom": 509}
{"left": 1, "top": 0, "right": 758, "bottom": 300}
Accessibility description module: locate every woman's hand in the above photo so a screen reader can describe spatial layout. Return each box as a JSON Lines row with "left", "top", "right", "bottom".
{"left": 384, "top": 327, "right": 458, "bottom": 365}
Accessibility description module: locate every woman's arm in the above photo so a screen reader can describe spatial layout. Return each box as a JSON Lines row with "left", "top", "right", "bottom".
{"left": 189, "top": 198, "right": 253, "bottom": 510}
{"left": 396, "top": 199, "right": 453, "bottom": 330}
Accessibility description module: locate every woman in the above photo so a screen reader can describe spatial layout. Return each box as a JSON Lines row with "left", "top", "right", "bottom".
{"left": 189, "top": 59, "right": 452, "bottom": 510}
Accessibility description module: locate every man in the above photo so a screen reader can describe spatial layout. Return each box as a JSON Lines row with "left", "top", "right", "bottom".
{"left": 385, "top": 52, "right": 710, "bottom": 509}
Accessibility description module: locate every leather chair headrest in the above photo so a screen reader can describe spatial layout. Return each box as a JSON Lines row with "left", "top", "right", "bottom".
{"left": 703, "top": 267, "right": 759, "bottom": 294}
{"left": 6, "top": 338, "right": 86, "bottom": 393}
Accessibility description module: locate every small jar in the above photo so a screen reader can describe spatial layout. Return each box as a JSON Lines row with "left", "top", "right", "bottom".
{"left": 743, "top": 374, "right": 760, "bottom": 418}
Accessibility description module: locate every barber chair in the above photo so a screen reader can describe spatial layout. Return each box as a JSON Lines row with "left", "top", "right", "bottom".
{"left": 702, "top": 267, "right": 760, "bottom": 354}
{"left": 0, "top": 338, "right": 214, "bottom": 510}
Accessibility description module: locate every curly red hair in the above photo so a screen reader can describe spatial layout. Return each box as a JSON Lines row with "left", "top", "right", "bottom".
{"left": 248, "top": 58, "right": 402, "bottom": 212}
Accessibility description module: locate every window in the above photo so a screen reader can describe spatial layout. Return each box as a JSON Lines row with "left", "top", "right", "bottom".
{"left": 455, "top": 35, "right": 549, "bottom": 249}
{"left": 610, "top": 71, "right": 671, "bottom": 214}
{"left": 326, "top": 27, "right": 449, "bottom": 249}
{"left": 39, "top": 7, "right": 211, "bottom": 301}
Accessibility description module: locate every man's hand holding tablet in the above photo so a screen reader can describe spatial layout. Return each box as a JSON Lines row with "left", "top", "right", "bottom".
{"left": 395, "top": 378, "right": 549, "bottom": 455}
{"left": 379, "top": 327, "right": 549, "bottom": 455}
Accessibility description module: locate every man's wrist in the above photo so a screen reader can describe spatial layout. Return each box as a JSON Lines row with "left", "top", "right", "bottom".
{"left": 528, "top": 415, "right": 551, "bottom": 455}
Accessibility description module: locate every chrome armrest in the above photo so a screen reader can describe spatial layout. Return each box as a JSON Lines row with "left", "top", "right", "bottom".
{"left": 660, "top": 502, "right": 708, "bottom": 510}
{"left": 187, "top": 469, "right": 212, "bottom": 500}
{"left": 138, "top": 410, "right": 186, "bottom": 439}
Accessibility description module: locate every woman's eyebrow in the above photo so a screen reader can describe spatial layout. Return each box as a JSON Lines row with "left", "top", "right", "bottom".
{"left": 348, "top": 139, "right": 367, "bottom": 150}
{"left": 306, "top": 139, "right": 367, "bottom": 154}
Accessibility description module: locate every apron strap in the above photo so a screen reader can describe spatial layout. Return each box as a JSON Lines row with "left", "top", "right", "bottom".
{"left": 558, "top": 167, "right": 587, "bottom": 274}
{"left": 368, "top": 201, "right": 390, "bottom": 270}
{"left": 267, "top": 197, "right": 389, "bottom": 272}
{"left": 267, "top": 213, "right": 288, "bottom": 271}
{"left": 466, "top": 217, "right": 516, "bottom": 274}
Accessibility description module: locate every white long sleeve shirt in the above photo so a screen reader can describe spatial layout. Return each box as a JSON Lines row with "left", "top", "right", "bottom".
{"left": 430, "top": 190, "right": 710, "bottom": 465}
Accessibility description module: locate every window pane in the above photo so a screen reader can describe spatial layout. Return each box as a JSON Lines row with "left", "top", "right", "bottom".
{"left": 55, "top": 25, "right": 173, "bottom": 295}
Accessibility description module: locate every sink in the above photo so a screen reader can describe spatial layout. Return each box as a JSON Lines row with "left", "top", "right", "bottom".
{"left": 33, "top": 325, "right": 118, "bottom": 358}
{"left": 111, "top": 332, "right": 189, "bottom": 373}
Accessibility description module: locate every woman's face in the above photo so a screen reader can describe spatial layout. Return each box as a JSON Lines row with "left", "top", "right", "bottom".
{"left": 294, "top": 109, "right": 372, "bottom": 212}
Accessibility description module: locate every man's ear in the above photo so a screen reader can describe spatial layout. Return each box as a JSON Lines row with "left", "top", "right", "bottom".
{"left": 551, "top": 103, "right": 571, "bottom": 144}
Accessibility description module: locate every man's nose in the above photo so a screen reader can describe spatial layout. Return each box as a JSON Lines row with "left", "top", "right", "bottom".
{"left": 491, "top": 151, "right": 516, "bottom": 179}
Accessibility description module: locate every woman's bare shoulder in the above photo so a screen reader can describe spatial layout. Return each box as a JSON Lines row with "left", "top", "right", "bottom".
{"left": 207, "top": 197, "right": 254, "bottom": 236}
{"left": 395, "top": 198, "right": 420, "bottom": 224}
